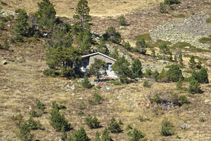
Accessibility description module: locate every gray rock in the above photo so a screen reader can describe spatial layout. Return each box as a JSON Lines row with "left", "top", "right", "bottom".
{"left": 70, "top": 84, "right": 75, "bottom": 90}
{"left": 204, "top": 99, "right": 211, "bottom": 103}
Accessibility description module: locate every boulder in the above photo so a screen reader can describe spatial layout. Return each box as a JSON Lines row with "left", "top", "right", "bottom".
{"left": 2, "top": 60, "right": 7, "bottom": 65}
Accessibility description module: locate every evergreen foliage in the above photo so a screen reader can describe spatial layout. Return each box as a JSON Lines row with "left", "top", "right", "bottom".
{"left": 49, "top": 104, "right": 71, "bottom": 131}
{"left": 95, "top": 131, "right": 101, "bottom": 141}
{"left": 101, "top": 128, "right": 113, "bottom": 141}
{"left": 17, "top": 122, "right": 34, "bottom": 141}
{"left": 104, "top": 27, "right": 121, "bottom": 44}
{"left": 143, "top": 81, "right": 151, "bottom": 88}
{"left": 152, "top": 70, "right": 159, "bottom": 81}
{"left": 60, "top": 126, "right": 68, "bottom": 140}
{"left": 160, "top": 118, "right": 175, "bottom": 136}
{"left": 151, "top": 49, "right": 156, "bottom": 57}
{"left": 0, "top": 22, "right": 4, "bottom": 30}
{"left": 96, "top": 37, "right": 109, "bottom": 55}
{"left": 37, "top": 0, "right": 56, "bottom": 31}
{"left": 198, "top": 67, "right": 209, "bottom": 83}
{"left": 122, "top": 40, "right": 131, "bottom": 51}
{"left": 28, "top": 116, "right": 42, "bottom": 130}
{"left": 158, "top": 68, "right": 169, "bottom": 82}
{"left": 118, "top": 15, "right": 126, "bottom": 26}
{"left": 82, "top": 74, "right": 92, "bottom": 88}
{"left": 188, "top": 79, "right": 201, "bottom": 93}
{"left": 85, "top": 114, "right": 101, "bottom": 129}
{"left": 159, "top": 43, "right": 170, "bottom": 59}
{"left": 107, "top": 117, "right": 122, "bottom": 133}
{"left": 73, "top": 0, "right": 92, "bottom": 27}
{"left": 178, "top": 51, "right": 183, "bottom": 65}
{"left": 167, "top": 64, "right": 183, "bottom": 82}
{"left": 176, "top": 78, "right": 183, "bottom": 89}
{"left": 29, "top": 110, "right": 43, "bottom": 117}
{"left": 136, "top": 38, "right": 147, "bottom": 55}
{"left": 164, "top": 0, "right": 180, "bottom": 5}
{"left": 15, "top": 9, "right": 30, "bottom": 40}
{"left": 89, "top": 58, "right": 107, "bottom": 82}
{"left": 74, "top": 127, "right": 90, "bottom": 141}
{"left": 188, "top": 55, "right": 196, "bottom": 70}
{"left": 159, "top": 3, "right": 167, "bottom": 13}
{"left": 127, "top": 128, "right": 145, "bottom": 141}
{"left": 196, "top": 59, "right": 202, "bottom": 69}
{"left": 36, "top": 99, "right": 45, "bottom": 112}
{"left": 112, "top": 56, "right": 133, "bottom": 83}
{"left": 110, "top": 47, "right": 119, "bottom": 59}
{"left": 144, "top": 68, "right": 152, "bottom": 78}
{"left": 131, "top": 58, "right": 143, "bottom": 78}
{"left": 3, "top": 39, "right": 9, "bottom": 50}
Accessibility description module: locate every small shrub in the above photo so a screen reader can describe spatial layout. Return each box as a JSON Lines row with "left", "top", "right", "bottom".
{"left": 17, "top": 122, "right": 34, "bottom": 141}
{"left": 95, "top": 131, "right": 101, "bottom": 141}
{"left": 159, "top": 3, "right": 167, "bottom": 13}
{"left": 118, "top": 15, "right": 126, "bottom": 26}
{"left": 174, "top": 14, "right": 185, "bottom": 18}
{"left": 145, "top": 68, "right": 152, "bottom": 78}
{"left": 151, "top": 49, "right": 156, "bottom": 57}
{"left": 167, "top": 64, "right": 183, "bottom": 82}
{"left": 188, "top": 79, "right": 201, "bottom": 94}
{"left": 137, "top": 116, "right": 144, "bottom": 122}
{"left": 85, "top": 114, "right": 101, "bottom": 129}
{"left": 101, "top": 128, "right": 113, "bottom": 141}
{"left": 164, "top": 0, "right": 180, "bottom": 5}
{"left": 10, "top": 38, "right": 16, "bottom": 44}
{"left": 74, "top": 127, "right": 90, "bottom": 141}
{"left": 127, "top": 128, "right": 145, "bottom": 141}
{"left": 3, "top": 39, "right": 9, "bottom": 50}
{"left": 49, "top": 108, "right": 71, "bottom": 131}
{"left": 143, "top": 81, "right": 151, "bottom": 88}
{"left": 82, "top": 74, "right": 92, "bottom": 89}
{"left": 126, "top": 124, "right": 133, "bottom": 130}
{"left": 149, "top": 94, "right": 162, "bottom": 104}
{"left": 122, "top": 40, "right": 131, "bottom": 51}
{"left": 29, "top": 110, "right": 43, "bottom": 117}
{"left": 160, "top": 118, "right": 175, "bottom": 136}
{"left": 206, "top": 18, "right": 211, "bottom": 23}
{"left": 11, "top": 114, "right": 23, "bottom": 126}
{"left": 36, "top": 99, "right": 45, "bottom": 112}
{"left": 179, "top": 95, "right": 189, "bottom": 105}
{"left": 15, "top": 34, "right": 24, "bottom": 42}
{"left": 43, "top": 69, "right": 58, "bottom": 77}
{"left": 176, "top": 135, "right": 181, "bottom": 139}
{"left": 28, "top": 116, "right": 42, "bottom": 130}
{"left": 88, "top": 99, "right": 97, "bottom": 105}
{"left": 176, "top": 79, "right": 182, "bottom": 89}
{"left": 78, "top": 111, "right": 84, "bottom": 116}
{"left": 0, "top": 23, "right": 4, "bottom": 30}
{"left": 107, "top": 117, "right": 122, "bottom": 133}
{"left": 94, "top": 92, "right": 102, "bottom": 104}
{"left": 199, "top": 117, "right": 205, "bottom": 122}
{"left": 77, "top": 101, "right": 86, "bottom": 109}
{"left": 110, "top": 80, "right": 123, "bottom": 85}
{"left": 1, "top": 1, "right": 8, "bottom": 6}
{"left": 60, "top": 126, "right": 67, "bottom": 140}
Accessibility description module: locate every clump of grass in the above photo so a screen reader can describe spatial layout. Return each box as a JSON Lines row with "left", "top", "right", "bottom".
{"left": 1, "top": 1, "right": 8, "bottom": 6}
{"left": 198, "top": 37, "right": 211, "bottom": 44}
{"left": 160, "top": 118, "right": 175, "bottom": 136}
{"left": 110, "top": 80, "right": 123, "bottom": 85}
{"left": 203, "top": 2, "right": 211, "bottom": 5}
{"left": 206, "top": 18, "right": 211, "bottom": 23}
{"left": 143, "top": 81, "right": 151, "bottom": 88}
{"left": 174, "top": 14, "right": 185, "bottom": 18}
{"left": 199, "top": 117, "right": 205, "bottom": 122}
{"left": 135, "top": 34, "right": 151, "bottom": 41}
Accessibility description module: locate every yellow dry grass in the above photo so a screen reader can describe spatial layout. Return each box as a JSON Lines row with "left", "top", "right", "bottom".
{"left": 2, "top": 0, "right": 164, "bottom": 17}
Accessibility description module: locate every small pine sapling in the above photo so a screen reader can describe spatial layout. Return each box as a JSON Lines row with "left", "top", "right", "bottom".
{"left": 17, "top": 122, "right": 34, "bottom": 141}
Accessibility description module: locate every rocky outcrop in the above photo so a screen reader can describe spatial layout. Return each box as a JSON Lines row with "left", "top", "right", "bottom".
{"left": 150, "top": 12, "right": 211, "bottom": 49}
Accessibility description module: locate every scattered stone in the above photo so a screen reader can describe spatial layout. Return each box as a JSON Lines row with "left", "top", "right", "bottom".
{"left": 72, "top": 93, "right": 75, "bottom": 96}
{"left": 204, "top": 99, "right": 211, "bottom": 103}
{"left": 2, "top": 60, "right": 7, "bottom": 65}
{"left": 79, "top": 97, "right": 83, "bottom": 99}
{"left": 29, "top": 106, "right": 32, "bottom": 110}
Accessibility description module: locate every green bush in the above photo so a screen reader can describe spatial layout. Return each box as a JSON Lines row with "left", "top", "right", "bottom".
{"left": 199, "top": 117, "right": 205, "bottom": 122}
{"left": 49, "top": 107, "right": 71, "bottom": 131}
{"left": 159, "top": 3, "right": 167, "bottom": 13}
{"left": 82, "top": 74, "right": 92, "bottom": 89}
{"left": 160, "top": 118, "right": 175, "bottom": 136}
{"left": 1, "top": 1, "right": 8, "bottom": 6}
{"left": 176, "top": 79, "right": 182, "bottom": 89}
{"left": 101, "top": 128, "right": 113, "bottom": 141}
{"left": 131, "top": 58, "right": 143, "bottom": 78}
{"left": 103, "top": 27, "right": 121, "bottom": 44}
{"left": 144, "top": 68, "right": 152, "bottom": 78}
{"left": 110, "top": 80, "right": 123, "bottom": 85}
{"left": 164, "top": 0, "right": 180, "bottom": 5}
{"left": 167, "top": 64, "right": 183, "bottom": 82}
{"left": 11, "top": 114, "right": 23, "bottom": 126}
{"left": 206, "top": 18, "right": 211, "bottom": 23}
{"left": 143, "top": 81, "right": 151, "bottom": 88}
{"left": 74, "top": 127, "right": 90, "bottom": 141}
{"left": 28, "top": 116, "right": 42, "bottom": 130}
{"left": 3, "top": 39, "right": 9, "bottom": 50}
{"left": 95, "top": 131, "right": 101, "bottom": 141}
{"left": 149, "top": 94, "right": 162, "bottom": 104}
{"left": 127, "top": 128, "right": 145, "bottom": 141}
{"left": 122, "top": 40, "right": 131, "bottom": 51}
{"left": 43, "top": 69, "right": 58, "bottom": 77}
{"left": 17, "top": 122, "right": 34, "bottom": 141}
{"left": 136, "top": 38, "right": 147, "bottom": 55}
{"left": 94, "top": 92, "right": 102, "bottom": 104}
{"left": 85, "top": 114, "right": 101, "bottom": 129}
{"left": 179, "top": 95, "right": 189, "bottom": 105}
{"left": 36, "top": 99, "right": 45, "bottom": 112}
{"left": 107, "top": 117, "right": 123, "bottom": 133}
{"left": 29, "top": 110, "right": 43, "bottom": 117}
{"left": 126, "top": 124, "right": 133, "bottom": 130}
{"left": 10, "top": 38, "right": 16, "bottom": 44}
{"left": 188, "top": 79, "right": 201, "bottom": 93}
{"left": 77, "top": 101, "right": 86, "bottom": 109}
{"left": 0, "top": 23, "right": 4, "bottom": 30}
{"left": 118, "top": 15, "right": 126, "bottom": 26}
{"left": 78, "top": 111, "right": 84, "bottom": 116}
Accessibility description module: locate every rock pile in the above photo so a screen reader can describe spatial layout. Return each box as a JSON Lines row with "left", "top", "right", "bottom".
{"left": 150, "top": 12, "right": 211, "bottom": 49}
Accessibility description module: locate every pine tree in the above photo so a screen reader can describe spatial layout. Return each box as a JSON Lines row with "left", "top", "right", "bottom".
{"left": 104, "top": 27, "right": 121, "bottom": 44}
{"left": 73, "top": 0, "right": 92, "bottom": 27}
{"left": 85, "top": 114, "right": 100, "bottom": 129}
{"left": 167, "top": 64, "right": 183, "bottom": 82}
{"left": 159, "top": 43, "right": 170, "bottom": 59}
{"left": 110, "top": 47, "right": 119, "bottom": 59}
{"left": 107, "top": 117, "right": 122, "bottom": 133}
{"left": 151, "top": 49, "right": 156, "bottom": 57}
{"left": 15, "top": 9, "right": 30, "bottom": 39}
{"left": 112, "top": 56, "right": 133, "bottom": 83}
{"left": 136, "top": 38, "right": 147, "bottom": 55}
{"left": 196, "top": 59, "right": 202, "bottom": 69}
{"left": 118, "top": 15, "right": 126, "bottom": 26}
{"left": 153, "top": 70, "right": 159, "bottom": 81}
{"left": 131, "top": 58, "right": 143, "bottom": 78}
{"left": 82, "top": 74, "right": 92, "bottom": 88}
{"left": 128, "top": 128, "right": 145, "bottom": 141}
{"left": 101, "top": 128, "right": 113, "bottom": 141}
{"left": 176, "top": 78, "right": 182, "bottom": 89}
{"left": 96, "top": 37, "right": 109, "bottom": 54}
{"left": 89, "top": 58, "right": 107, "bottom": 82}
{"left": 188, "top": 79, "right": 201, "bottom": 93}
{"left": 28, "top": 116, "right": 42, "bottom": 130}
{"left": 178, "top": 51, "right": 183, "bottom": 65}
{"left": 74, "top": 127, "right": 90, "bottom": 141}
{"left": 95, "top": 131, "right": 101, "bottom": 141}
{"left": 37, "top": 0, "right": 56, "bottom": 31}
{"left": 198, "top": 67, "right": 209, "bottom": 83}
{"left": 3, "top": 39, "right": 9, "bottom": 50}
{"left": 17, "top": 122, "right": 34, "bottom": 141}
{"left": 188, "top": 55, "right": 196, "bottom": 70}
{"left": 158, "top": 68, "right": 169, "bottom": 82}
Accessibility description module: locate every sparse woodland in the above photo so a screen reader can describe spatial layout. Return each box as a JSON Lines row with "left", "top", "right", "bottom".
{"left": 1, "top": 0, "right": 211, "bottom": 140}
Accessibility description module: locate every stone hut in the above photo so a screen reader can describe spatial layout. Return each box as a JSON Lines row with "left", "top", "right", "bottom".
{"left": 81, "top": 52, "right": 117, "bottom": 77}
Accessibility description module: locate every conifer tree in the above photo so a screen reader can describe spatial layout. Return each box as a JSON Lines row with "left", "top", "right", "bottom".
{"left": 15, "top": 9, "right": 30, "bottom": 40}
{"left": 74, "top": 127, "right": 90, "bottom": 141}
{"left": 104, "top": 27, "right": 121, "bottom": 44}
{"left": 176, "top": 78, "right": 182, "bottom": 89}
{"left": 112, "top": 56, "right": 133, "bottom": 83}
{"left": 95, "top": 131, "right": 101, "bottom": 141}
{"left": 167, "top": 64, "right": 183, "bottom": 82}
{"left": 188, "top": 55, "right": 196, "bottom": 70}
{"left": 178, "top": 51, "right": 183, "bottom": 65}
{"left": 110, "top": 47, "right": 119, "bottom": 59}
{"left": 196, "top": 59, "right": 202, "bottom": 69}
{"left": 101, "top": 128, "right": 113, "bottom": 141}
{"left": 131, "top": 58, "right": 143, "bottom": 78}
{"left": 96, "top": 37, "right": 109, "bottom": 54}
{"left": 107, "top": 117, "right": 122, "bottom": 133}
{"left": 17, "top": 122, "right": 34, "bottom": 141}
{"left": 159, "top": 43, "right": 170, "bottom": 59}
{"left": 198, "top": 67, "right": 209, "bottom": 83}
{"left": 74, "top": 0, "right": 91, "bottom": 27}
{"left": 153, "top": 70, "right": 159, "bottom": 81}
{"left": 37, "top": 0, "right": 56, "bottom": 31}
{"left": 188, "top": 79, "right": 201, "bottom": 93}
{"left": 82, "top": 74, "right": 92, "bottom": 88}
{"left": 3, "top": 39, "right": 9, "bottom": 50}
{"left": 136, "top": 38, "right": 147, "bottom": 55}
{"left": 89, "top": 58, "right": 107, "bottom": 82}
